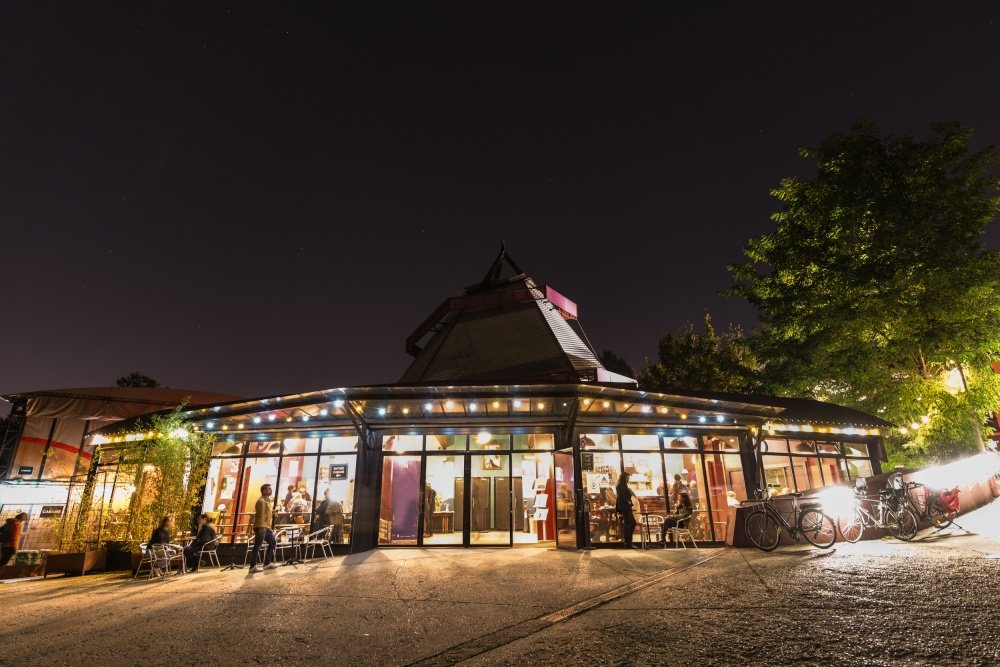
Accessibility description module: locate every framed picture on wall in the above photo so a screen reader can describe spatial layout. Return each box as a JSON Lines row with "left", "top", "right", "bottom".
{"left": 483, "top": 454, "right": 503, "bottom": 470}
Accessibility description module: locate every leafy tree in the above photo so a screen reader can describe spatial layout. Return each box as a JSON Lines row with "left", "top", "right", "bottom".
{"left": 116, "top": 372, "right": 160, "bottom": 388}
{"left": 599, "top": 349, "right": 637, "bottom": 380}
{"left": 641, "top": 313, "right": 761, "bottom": 394}
{"left": 727, "top": 120, "right": 1000, "bottom": 465}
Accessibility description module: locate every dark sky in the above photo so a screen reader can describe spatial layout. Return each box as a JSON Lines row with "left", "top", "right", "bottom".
{"left": 2, "top": 2, "right": 999, "bottom": 403}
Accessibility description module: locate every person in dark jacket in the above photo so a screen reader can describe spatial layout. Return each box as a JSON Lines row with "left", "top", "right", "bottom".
{"left": 661, "top": 491, "right": 693, "bottom": 544}
{"left": 0, "top": 512, "right": 27, "bottom": 568}
{"left": 615, "top": 472, "right": 638, "bottom": 548}
{"left": 184, "top": 514, "right": 217, "bottom": 571}
{"left": 148, "top": 516, "right": 176, "bottom": 575}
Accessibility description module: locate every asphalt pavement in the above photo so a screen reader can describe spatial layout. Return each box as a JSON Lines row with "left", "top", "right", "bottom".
{"left": 3, "top": 502, "right": 999, "bottom": 667}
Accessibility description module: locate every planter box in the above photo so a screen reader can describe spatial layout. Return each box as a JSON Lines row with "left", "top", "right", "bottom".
{"left": 45, "top": 550, "right": 107, "bottom": 577}
{"left": 105, "top": 542, "right": 142, "bottom": 572}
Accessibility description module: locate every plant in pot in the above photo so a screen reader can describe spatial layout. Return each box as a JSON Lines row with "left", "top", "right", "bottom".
{"left": 52, "top": 407, "right": 214, "bottom": 576}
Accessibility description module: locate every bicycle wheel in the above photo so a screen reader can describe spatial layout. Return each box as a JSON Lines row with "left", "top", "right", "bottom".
{"left": 798, "top": 508, "right": 837, "bottom": 548}
{"left": 886, "top": 508, "right": 918, "bottom": 541}
{"left": 926, "top": 496, "right": 953, "bottom": 529}
{"left": 745, "top": 510, "right": 781, "bottom": 551}
{"left": 837, "top": 508, "right": 864, "bottom": 543}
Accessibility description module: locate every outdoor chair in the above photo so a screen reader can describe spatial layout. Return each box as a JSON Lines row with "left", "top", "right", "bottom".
{"left": 154, "top": 543, "right": 186, "bottom": 575}
{"left": 133, "top": 542, "right": 152, "bottom": 579}
{"left": 302, "top": 526, "right": 333, "bottom": 560}
{"left": 194, "top": 535, "right": 223, "bottom": 569}
{"left": 669, "top": 517, "right": 699, "bottom": 549}
{"left": 241, "top": 533, "right": 257, "bottom": 567}
{"left": 641, "top": 515, "right": 665, "bottom": 549}
{"left": 273, "top": 529, "right": 301, "bottom": 563}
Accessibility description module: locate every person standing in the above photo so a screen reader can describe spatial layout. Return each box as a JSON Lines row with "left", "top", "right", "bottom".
{"left": 250, "top": 484, "right": 278, "bottom": 573}
{"left": 615, "top": 472, "right": 638, "bottom": 548}
{"left": 0, "top": 512, "right": 26, "bottom": 568}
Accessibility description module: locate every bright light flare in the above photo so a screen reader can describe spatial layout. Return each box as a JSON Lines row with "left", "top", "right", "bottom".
{"left": 816, "top": 485, "right": 858, "bottom": 519}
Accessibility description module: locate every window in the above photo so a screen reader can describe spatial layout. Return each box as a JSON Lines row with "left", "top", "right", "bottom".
{"left": 663, "top": 452, "right": 710, "bottom": 541}
{"left": 584, "top": 451, "right": 622, "bottom": 544}
{"left": 378, "top": 456, "right": 421, "bottom": 545}
{"left": 427, "top": 434, "right": 467, "bottom": 451}
{"left": 623, "top": 452, "right": 665, "bottom": 513}
{"left": 664, "top": 436, "right": 698, "bottom": 450}
{"left": 234, "top": 457, "right": 281, "bottom": 540}
{"left": 276, "top": 456, "right": 318, "bottom": 529}
{"left": 621, "top": 434, "right": 659, "bottom": 451}
{"left": 580, "top": 433, "right": 618, "bottom": 450}
{"left": 203, "top": 457, "right": 244, "bottom": 541}
{"left": 383, "top": 435, "right": 422, "bottom": 451}
{"left": 470, "top": 432, "right": 509, "bottom": 451}
{"left": 322, "top": 436, "right": 358, "bottom": 452}
{"left": 316, "top": 454, "right": 357, "bottom": 544}
{"left": 282, "top": 438, "right": 319, "bottom": 454}
{"left": 513, "top": 434, "right": 555, "bottom": 450}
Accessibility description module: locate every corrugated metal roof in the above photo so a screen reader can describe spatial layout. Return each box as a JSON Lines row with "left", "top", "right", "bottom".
{"left": 399, "top": 275, "right": 613, "bottom": 384}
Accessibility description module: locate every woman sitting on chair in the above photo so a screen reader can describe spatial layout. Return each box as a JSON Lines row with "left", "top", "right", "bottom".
{"left": 661, "top": 491, "right": 693, "bottom": 544}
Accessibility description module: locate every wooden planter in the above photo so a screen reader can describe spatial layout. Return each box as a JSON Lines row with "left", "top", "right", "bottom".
{"left": 44, "top": 550, "right": 107, "bottom": 577}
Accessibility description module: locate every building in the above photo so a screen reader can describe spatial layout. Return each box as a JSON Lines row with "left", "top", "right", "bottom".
{"left": 89, "top": 249, "right": 892, "bottom": 552}
{"left": 0, "top": 386, "right": 238, "bottom": 551}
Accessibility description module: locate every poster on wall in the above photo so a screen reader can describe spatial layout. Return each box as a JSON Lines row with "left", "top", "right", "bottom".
{"left": 586, "top": 473, "right": 609, "bottom": 494}
{"left": 330, "top": 463, "right": 348, "bottom": 480}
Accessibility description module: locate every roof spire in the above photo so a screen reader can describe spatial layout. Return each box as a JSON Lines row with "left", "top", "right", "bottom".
{"left": 478, "top": 243, "right": 524, "bottom": 290}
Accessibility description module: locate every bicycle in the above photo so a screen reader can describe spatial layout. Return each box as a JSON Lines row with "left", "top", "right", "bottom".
{"left": 899, "top": 481, "right": 955, "bottom": 529}
{"left": 744, "top": 487, "right": 837, "bottom": 551}
{"left": 836, "top": 478, "right": 918, "bottom": 542}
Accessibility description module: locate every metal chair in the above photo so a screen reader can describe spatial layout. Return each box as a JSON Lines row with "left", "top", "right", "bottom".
{"left": 194, "top": 535, "right": 223, "bottom": 569}
{"left": 133, "top": 542, "right": 152, "bottom": 579}
{"left": 241, "top": 533, "right": 257, "bottom": 567}
{"left": 641, "top": 515, "right": 665, "bottom": 549}
{"left": 670, "top": 517, "right": 699, "bottom": 549}
{"left": 274, "top": 529, "right": 301, "bottom": 563}
{"left": 302, "top": 526, "right": 333, "bottom": 560}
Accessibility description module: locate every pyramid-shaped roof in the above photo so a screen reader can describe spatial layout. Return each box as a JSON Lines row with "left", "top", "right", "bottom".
{"left": 400, "top": 247, "right": 636, "bottom": 385}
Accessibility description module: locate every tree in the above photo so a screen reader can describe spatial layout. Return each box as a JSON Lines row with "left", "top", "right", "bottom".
{"left": 599, "top": 349, "right": 637, "bottom": 380}
{"left": 641, "top": 313, "right": 761, "bottom": 394}
{"left": 727, "top": 120, "right": 1000, "bottom": 465}
{"left": 116, "top": 372, "right": 160, "bottom": 388}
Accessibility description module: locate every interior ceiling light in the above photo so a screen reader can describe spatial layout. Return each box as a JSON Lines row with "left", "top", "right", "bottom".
{"left": 424, "top": 403, "right": 433, "bottom": 411}
{"left": 492, "top": 400, "right": 500, "bottom": 408}
{"left": 469, "top": 402, "right": 478, "bottom": 410}
{"left": 476, "top": 431, "right": 492, "bottom": 445}
{"left": 378, "top": 407, "right": 387, "bottom": 416}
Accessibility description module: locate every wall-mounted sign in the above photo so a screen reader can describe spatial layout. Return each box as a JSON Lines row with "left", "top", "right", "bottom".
{"left": 17, "top": 466, "right": 33, "bottom": 476}
{"left": 581, "top": 453, "right": 594, "bottom": 471}
{"left": 329, "top": 464, "right": 349, "bottom": 480}
{"left": 39, "top": 505, "right": 65, "bottom": 518}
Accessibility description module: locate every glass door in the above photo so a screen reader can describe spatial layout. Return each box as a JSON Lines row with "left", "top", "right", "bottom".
{"left": 422, "top": 455, "right": 464, "bottom": 545}
{"left": 378, "top": 455, "right": 422, "bottom": 545}
{"left": 469, "top": 453, "right": 512, "bottom": 545}
{"left": 554, "top": 449, "right": 577, "bottom": 550}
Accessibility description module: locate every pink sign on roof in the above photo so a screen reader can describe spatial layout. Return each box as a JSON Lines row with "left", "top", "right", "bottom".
{"left": 544, "top": 285, "right": 578, "bottom": 319}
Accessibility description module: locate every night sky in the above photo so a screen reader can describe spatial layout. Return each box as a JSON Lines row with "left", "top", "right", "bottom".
{"left": 3, "top": 3, "right": 999, "bottom": 404}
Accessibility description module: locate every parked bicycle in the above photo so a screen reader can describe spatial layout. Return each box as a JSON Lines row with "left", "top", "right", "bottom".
{"left": 744, "top": 486, "right": 837, "bottom": 551}
{"left": 836, "top": 478, "right": 918, "bottom": 542}
{"left": 894, "top": 478, "right": 957, "bottom": 530}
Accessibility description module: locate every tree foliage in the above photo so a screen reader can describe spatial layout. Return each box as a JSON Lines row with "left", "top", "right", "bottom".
{"left": 641, "top": 313, "right": 761, "bottom": 394}
{"left": 116, "top": 372, "right": 161, "bottom": 388}
{"left": 727, "top": 120, "right": 1000, "bottom": 464}
{"left": 60, "top": 407, "right": 214, "bottom": 552}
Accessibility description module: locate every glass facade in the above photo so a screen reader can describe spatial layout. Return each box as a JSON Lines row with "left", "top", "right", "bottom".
{"left": 201, "top": 435, "right": 360, "bottom": 544}
{"left": 762, "top": 437, "right": 876, "bottom": 497}
{"left": 377, "top": 433, "right": 556, "bottom": 547}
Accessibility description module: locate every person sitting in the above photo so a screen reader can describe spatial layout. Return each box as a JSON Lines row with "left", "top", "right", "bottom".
{"left": 148, "top": 516, "right": 177, "bottom": 575}
{"left": 661, "top": 492, "right": 693, "bottom": 544}
{"left": 313, "top": 490, "right": 331, "bottom": 532}
{"left": 184, "top": 514, "right": 217, "bottom": 572}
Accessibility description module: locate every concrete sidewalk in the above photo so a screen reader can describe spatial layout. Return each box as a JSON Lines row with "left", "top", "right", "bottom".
{"left": 3, "top": 501, "right": 999, "bottom": 666}
{"left": 0, "top": 546, "right": 714, "bottom": 666}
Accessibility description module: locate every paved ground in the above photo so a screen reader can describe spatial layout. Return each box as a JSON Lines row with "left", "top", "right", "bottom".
{"left": 3, "top": 502, "right": 1000, "bottom": 667}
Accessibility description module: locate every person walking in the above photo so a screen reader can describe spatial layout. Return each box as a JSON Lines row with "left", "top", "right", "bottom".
{"left": 250, "top": 483, "right": 278, "bottom": 573}
{"left": 615, "top": 472, "right": 638, "bottom": 548}
{"left": 0, "top": 512, "right": 26, "bottom": 568}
